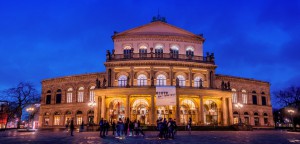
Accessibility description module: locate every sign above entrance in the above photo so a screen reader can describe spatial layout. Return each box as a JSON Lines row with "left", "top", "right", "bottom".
{"left": 156, "top": 86, "right": 176, "bottom": 106}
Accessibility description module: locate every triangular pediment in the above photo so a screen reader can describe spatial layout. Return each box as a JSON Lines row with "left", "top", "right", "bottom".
{"left": 114, "top": 21, "right": 201, "bottom": 38}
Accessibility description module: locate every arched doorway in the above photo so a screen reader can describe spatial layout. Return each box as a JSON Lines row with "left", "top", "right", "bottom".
{"left": 180, "top": 99, "right": 197, "bottom": 125}
{"left": 108, "top": 99, "right": 125, "bottom": 123}
{"left": 131, "top": 99, "right": 149, "bottom": 125}
{"left": 204, "top": 100, "right": 218, "bottom": 125}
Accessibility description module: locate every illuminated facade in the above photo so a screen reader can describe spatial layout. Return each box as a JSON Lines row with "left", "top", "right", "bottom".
{"left": 39, "top": 18, "right": 274, "bottom": 128}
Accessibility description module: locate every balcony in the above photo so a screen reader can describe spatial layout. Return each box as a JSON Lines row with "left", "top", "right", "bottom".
{"left": 106, "top": 51, "right": 215, "bottom": 64}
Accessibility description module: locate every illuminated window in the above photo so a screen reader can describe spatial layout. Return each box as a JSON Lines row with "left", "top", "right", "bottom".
{"left": 139, "top": 45, "right": 147, "bottom": 58}
{"left": 155, "top": 44, "right": 163, "bottom": 58}
{"left": 186, "top": 46, "right": 194, "bottom": 57}
{"left": 89, "top": 86, "right": 95, "bottom": 102}
{"left": 118, "top": 75, "right": 127, "bottom": 87}
{"left": 67, "top": 88, "right": 73, "bottom": 103}
{"left": 170, "top": 45, "right": 179, "bottom": 58}
{"left": 194, "top": 76, "right": 203, "bottom": 88}
{"left": 157, "top": 74, "right": 166, "bottom": 86}
{"left": 242, "top": 89, "right": 247, "bottom": 104}
{"left": 54, "top": 114, "right": 60, "bottom": 125}
{"left": 232, "top": 89, "right": 237, "bottom": 103}
{"left": 177, "top": 75, "right": 185, "bottom": 86}
{"left": 137, "top": 74, "right": 147, "bottom": 86}
{"left": 123, "top": 46, "right": 132, "bottom": 58}
{"left": 77, "top": 87, "right": 84, "bottom": 102}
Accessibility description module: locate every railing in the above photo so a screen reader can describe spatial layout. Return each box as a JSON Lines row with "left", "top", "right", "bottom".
{"left": 106, "top": 53, "right": 215, "bottom": 64}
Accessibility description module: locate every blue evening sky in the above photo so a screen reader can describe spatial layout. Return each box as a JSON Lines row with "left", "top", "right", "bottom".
{"left": 0, "top": 0, "right": 300, "bottom": 108}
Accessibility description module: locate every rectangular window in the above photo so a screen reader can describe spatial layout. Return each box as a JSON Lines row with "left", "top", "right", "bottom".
{"left": 78, "top": 91, "right": 84, "bottom": 102}
{"left": 264, "top": 118, "right": 268, "bottom": 125}
{"left": 89, "top": 90, "right": 94, "bottom": 102}
{"left": 67, "top": 93, "right": 72, "bottom": 103}
{"left": 262, "top": 96, "right": 266, "bottom": 106}
{"left": 252, "top": 95, "right": 257, "bottom": 105}
{"left": 56, "top": 94, "right": 61, "bottom": 104}
{"left": 44, "top": 118, "right": 49, "bottom": 125}
{"left": 244, "top": 117, "right": 249, "bottom": 124}
{"left": 232, "top": 93, "right": 237, "bottom": 103}
{"left": 46, "top": 95, "right": 51, "bottom": 104}
{"left": 77, "top": 116, "right": 82, "bottom": 125}
{"left": 254, "top": 117, "right": 259, "bottom": 126}
{"left": 233, "top": 117, "right": 239, "bottom": 124}
{"left": 54, "top": 116, "right": 60, "bottom": 125}
{"left": 242, "top": 93, "right": 247, "bottom": 104}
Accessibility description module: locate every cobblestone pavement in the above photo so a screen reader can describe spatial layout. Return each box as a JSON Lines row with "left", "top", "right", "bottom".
{"left": 0, "top": 130, "right": 299, "bottom": 144}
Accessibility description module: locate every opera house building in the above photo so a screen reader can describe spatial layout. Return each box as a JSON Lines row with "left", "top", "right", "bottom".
{"left": 39, "top": 17, "right": 274, "bottom": 128}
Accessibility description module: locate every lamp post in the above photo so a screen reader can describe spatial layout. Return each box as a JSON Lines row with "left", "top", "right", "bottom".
{"left": 26, "top": 107, "right": 34, "bottom": 129}
{"left": 287, "top": 109, "right": 295, "bottom": 130}
{"left": 234, "top": 103, "right": 243, "bottom": 124}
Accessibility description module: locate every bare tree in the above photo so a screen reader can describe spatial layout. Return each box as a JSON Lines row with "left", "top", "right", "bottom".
{"left": 274, "top": 86, "right": 300, "bottom": 108}
{"left": 0, "top": 82, "right": 40, "bottom": 128}
{"left": 274, "top": 86, "right": 300, "bottom": 128}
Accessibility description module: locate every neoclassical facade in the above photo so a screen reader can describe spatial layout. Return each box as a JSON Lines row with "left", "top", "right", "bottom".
{"left": 39, "top": 19, "right": 274, "bottom": 128}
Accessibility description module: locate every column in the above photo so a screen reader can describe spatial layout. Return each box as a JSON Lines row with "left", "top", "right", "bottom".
{"left": 101, "top": 95, "right": 106, "bottom": 119}
{"left": 170, "top": 66, "right": 173, "bottom": 86}
{"left": 189, "top": 68, "right": 192, "bottom": 87}
{"left": 125, "top": 95, "right": 130, "bottom": 118}
{"left": 151, "top": 95, "right": 155, "bottom": 125}
{"left": 222, "top": 97, "right": 228, "bottom": 125}
{"left": 175, "top": 94, "right": 180, "bottom": 124}
{"left": 130, "top": 67, "right": 134, "bottom": 86}
{"left": 200, "top": 96, "right": 204, "bottom": 124}
{"left": 228, "top": 97, "right": 233, "bottom": 125}
{"left": 93, "top": 96, "right": 99, "bottom": 124}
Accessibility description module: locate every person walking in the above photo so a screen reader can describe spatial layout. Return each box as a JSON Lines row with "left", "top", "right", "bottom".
{"left": 104, "top": 120, "right": 109, "bottom": 136}
{"left": 187, "top": 117, "right": 192, "bottom": 135}
{"left": 99, "top": 118, "right": 104, "bottom": 137}
{"left": 70, "top": 118, "right": 74, "bottom": 136}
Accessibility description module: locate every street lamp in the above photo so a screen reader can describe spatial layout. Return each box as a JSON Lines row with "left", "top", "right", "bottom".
{"left": 26, "top": 107, "right": 35, "bottom": 129}
{"left": 234, "top": 103, "right": 243, "bottom": 124}
{"left": 287, "top": 109, "right": 295, "bottom": 130}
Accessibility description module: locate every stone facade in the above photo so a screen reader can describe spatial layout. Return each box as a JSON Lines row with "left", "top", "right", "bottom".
{"left": 39, "top": 20, "right": 274, "bottom": 128}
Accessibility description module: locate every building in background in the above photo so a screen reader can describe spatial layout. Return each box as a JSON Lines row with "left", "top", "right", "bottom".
{"left": 39, "top": 17, "right": 274, "bottom": 128}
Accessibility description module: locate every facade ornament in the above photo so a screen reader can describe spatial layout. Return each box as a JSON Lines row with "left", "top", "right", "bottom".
{"left": 126, "top": 76, "right": 130, "bottom": 88}
{"left": 106, "top": 50, "right": 111, "bottom": 60}
{"left": 96, "top": 78, "right": 101, "bottom": 89}
{"left": 102, "top": 78, "right": 107, "bottom": 88}
{"left": 227, "top": 81, "right": 231, "bottom": 90}
{"left": 221, "top": 80, "right": 225, "bottom": 90}
{"left": 151, "top": 76, "right": 154, "bottom": 87}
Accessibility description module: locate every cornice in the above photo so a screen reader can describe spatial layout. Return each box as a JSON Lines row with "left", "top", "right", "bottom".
{"left": 105, "top": 60, "right": 217, "bottom": 69}
{"left": 215, "top": 74, "right": 269, "bottom": 86}
{"left": 113, "top": 35, "right": 202, "bottom": 44}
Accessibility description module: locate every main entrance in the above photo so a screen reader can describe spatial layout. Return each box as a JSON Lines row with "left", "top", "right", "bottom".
{"left": 131, "top": 99, "right": 149, "bottom": 124}
{"left": 108, "top": 99, "right": 125, "bottom": 123}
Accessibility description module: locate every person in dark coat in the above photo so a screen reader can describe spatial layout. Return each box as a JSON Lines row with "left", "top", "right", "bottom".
{"left": 99, "top": 118, "right": 104, "bottom": 137}
{"left": 111, "top": 120, "right": 116, "bottom": 136}
{"left": 104, "top": 120, "right": 110, "bottom": 136}
{"left": 70, "top": 118, "right": 75, "bottom": 136}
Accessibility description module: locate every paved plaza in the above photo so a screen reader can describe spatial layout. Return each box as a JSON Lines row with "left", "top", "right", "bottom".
{"left": 0, "top": 130, "right": 299, "bottom": 144}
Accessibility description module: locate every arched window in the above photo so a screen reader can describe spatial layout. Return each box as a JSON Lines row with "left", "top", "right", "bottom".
{"left": 252, "top": 91, "right": 257, "bottom": 105}
{"left": 232, "top": 89, "right": 237, "bottom": 103}
{"left": 170, "top": 45, "right": 179, "bottom": 58}
{"left": 56, "top": 89, "right": 62, "bottom": 104}
{"left": 244, "top": 112, "right": 249, "bottom": 115}
{"left": 194, "top": 76, "right": 203, "bottom": 88}
{"left": 139, "top": 45, "right": 147, "bottom": 58}
{"left": 118, "top": 75, "right": 127, "bottom": 87}
{"left": 137, "top": 74, "right": 147, "bottom": 86}
{"left": 177, "top": 75, "right": 185, "bottom": 86}
{"left": 46, "top": 90, "right": 51, "bottom": 104}
{"left": 155, "top": 44, "right": 163, "bottom": 58}
{"left": 254, "top": 112, "right": 259, "bottom": 116}
{"left": 76, "top": 111, "right": 83, "bottom": 125}
{"left": 263, "top": 113, "right": 268, "bottom": 116}
{"left": 156, "top": 74, "right": 166, "bottom": 86}
{"left": 67, "top": 88, "right": 73, "bottom": 103}
{"left": 54, "top": 112, "right": 61, "bottom": 125}
{"left": 241, "top": 89, "right": 247, "bottom": 104}
{"left": 186, "top": 46, "right": 194, "bottom": 57}
{"left": 89, "top": 86, "right": 95, "bottom": 102}
{"left": 77, "top": 87, "right": 84, "bottom": 103}
{"left": 123, "top": 46, "right": 132, "bottom": 58}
